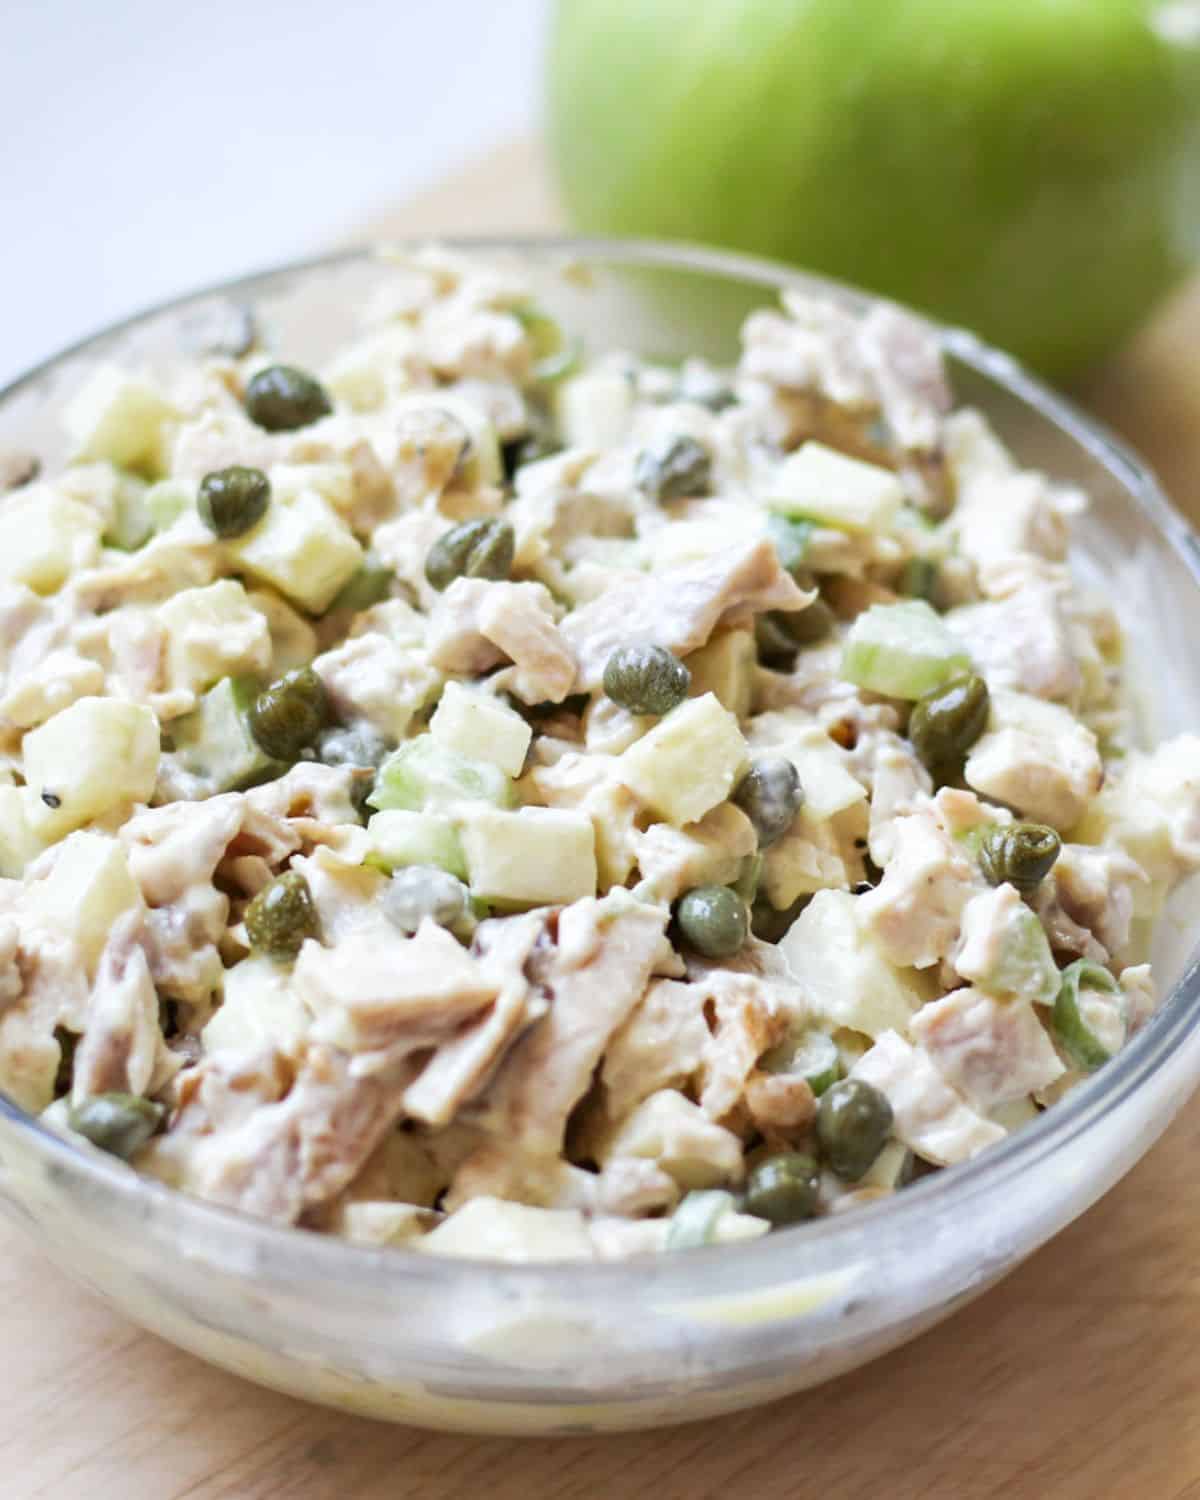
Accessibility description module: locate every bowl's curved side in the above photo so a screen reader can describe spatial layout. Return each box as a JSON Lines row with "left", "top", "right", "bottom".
{"left": 3, "top": 238, "right": 1200, "bottom": 1433}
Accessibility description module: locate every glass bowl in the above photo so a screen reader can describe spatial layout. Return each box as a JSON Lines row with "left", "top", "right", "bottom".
{"left": 1, "top": 239, "right": 1199, "bottom": 1436}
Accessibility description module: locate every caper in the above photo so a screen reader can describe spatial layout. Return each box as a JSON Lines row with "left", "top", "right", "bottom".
{"left": 602, "top": 642, "right": 691, "bottom": 716}
{"left": 382, "top": 865, "right": 474, "bottom": 938}
{"left": 675, "top": 884, "right": 749, "bottom": 959}
{"left": 816, "top": 1078, "right": 894, "bottom": 1182}
{"left": 750, "top": 892, "right": 808, "bottom": 943}
{"left": 424, "top": 517, "right": 515, "bottom": 591}
{"left": 908, "top": 672, "right": 989, "bottom": 785}
{"left": 742, "top": 1152, "right": 821, "bottom": 1227}
{"left": 755, "top": 599, "right": 836, "bottom": 664}
{"left": 316, "top": 722, "right": 391, "bottom": 771}
{"left": 899, "top": 556, "right": 940, "bottom": 603}
{"left": 68, "top": 1093, "right": 163, "bottom": 1160}
{"left": 245, "top": 870, "right": 319, "bottom": 961}
{"left": 634, "top": 435, "right": 711, "bottom": 502}
{"left": 327, "top": 554, "right": 393, "bottom": 612}
{"left": 197, "top": 465, "right": 270, "bottom": 539}
{"left": 979, "top": 821, "right": 1062, "bottom": 897}
{"left": 248, "top": 667, "right": 330, "bottom": 761}
{"left": 733, "top": 756, "right": 804, "bottom": 848}
{"left": 244, "top": 364, "right": 332, "bottom": 431}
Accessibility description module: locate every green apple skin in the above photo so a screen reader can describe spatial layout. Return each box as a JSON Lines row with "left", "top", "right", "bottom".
{"left": 546, "top": 0, "right": 1200, "bottom": 378}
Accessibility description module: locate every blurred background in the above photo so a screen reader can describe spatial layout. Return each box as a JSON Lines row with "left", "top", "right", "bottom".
{"left": 4, "top": 0, "right": 1200, "bottom": 506}
{"left": 1, "top": 0, "right": 544, "bottom": 386}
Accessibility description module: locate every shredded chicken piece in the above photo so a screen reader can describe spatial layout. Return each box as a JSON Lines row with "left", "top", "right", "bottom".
{"left": 474, "top": 893, "right": 671, "bottom": 1156}
{"left": 560, "top": 539, "right": 810, "bottom": 690}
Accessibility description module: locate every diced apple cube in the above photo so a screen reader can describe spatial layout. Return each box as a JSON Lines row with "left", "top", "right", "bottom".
{"left": 227, "top": 488, "right": 363, "bottom": 613}
{"left": 555, "top": 370, "right": 634, "bottom": 449}
{"left": 62, "top": 364, "right": 178, "bottom": 472}
{"left": 460, "top": 806, "right": 597, "bottom": 906}
{"left": 23, "top": 698, "right": 160, "bottom": 837}
{"left": 0, "top": 488, "right": 102, "bottom": 594}
{"left": 157, "top": 579, "right": 272, "bottom": 693}
{"left": 0, "top": 787, "right": 48, "bottom": 877}
{"left": 430, "top": 682, "right": 532, "bottom": 777}
{"left": 768, "top": 442, "right": 904, "bottom": 533}
{"left": 26, "top": 831, "right": 142, "bottom": 975}
{"left": 686, "top": 628, "right": 756, "bottom": 719}
{"left": 617, "top": 693, "right": 748, "bottom": 827}
{"left": 203, "top": 955, "right": 311, "bottom": 1057}
{"left": 749, "top": 720, "right": 866, "bottom": 822}
{"left": 779, "top": 889, "right": 925, "bottom": 1038}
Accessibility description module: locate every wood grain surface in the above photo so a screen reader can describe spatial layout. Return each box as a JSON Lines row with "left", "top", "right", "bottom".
{"left": 4, "top": 137, "right": 1200, "bottom": 1500}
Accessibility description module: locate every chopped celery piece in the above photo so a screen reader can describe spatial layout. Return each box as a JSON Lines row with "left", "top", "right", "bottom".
{"left": 1052, "top": 960, "right": 1124, "bottom": 1072}
{"left": 102, "top": 476, "right": 153, "bottom": 551}
{"left": 170, "top": 676, "right": 283, "bottom": 794}
{"left": 666, "top": 1189, "right": 738, "bottom": 1250}
{"left": 762, "top": 1029, "right": 842, "bottom": 1096}
{"left": 145, "top": 478, "right": 194, "bottom": 532}
{"left": 766, "top": 513, "right": 815, "bottom": 576}
{"left": 366, "top": 809, "right": 467, "bottom": 879}
{"left": 367, "top": 733, "right": 516, "bottom": 816}
{"left": 842, "top": 600, "right": 972, "bottom": 700}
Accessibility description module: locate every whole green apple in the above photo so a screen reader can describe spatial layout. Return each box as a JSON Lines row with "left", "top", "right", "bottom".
{"left": 546, "top": 0, "right": 1200, "bottom": 377}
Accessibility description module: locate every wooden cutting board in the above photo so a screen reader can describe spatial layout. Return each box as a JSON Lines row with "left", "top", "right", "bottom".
{"left": 5, "top": 139, "right": 1200, "bottom": 1500}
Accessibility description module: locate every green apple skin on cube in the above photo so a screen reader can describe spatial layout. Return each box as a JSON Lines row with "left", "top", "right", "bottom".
{"left": 767, "top": 443, "right": 905, "bottom": 534}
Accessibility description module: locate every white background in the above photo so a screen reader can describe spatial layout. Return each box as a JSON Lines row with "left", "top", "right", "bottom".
{"left": 0, "top": 1, "right": 545, "bottom": 386}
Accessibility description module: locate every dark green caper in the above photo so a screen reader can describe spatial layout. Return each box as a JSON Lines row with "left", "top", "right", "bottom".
{"left": 908, "top": 672, "right": 990, "bottom": 785}
{"left": 197, "top": 465, "right": 270, "bottom": 539}
{"left": 634, "top": 435, "right": 711, "bottom": 502}
{"left": 501, "top": 429, "right": 560, "bottom": 482}
{"left": 742, "top": 1152, "right": 821, "bottom": 1227}
{"left": 248, "top": 667, "right": 330, "bottom": 761}
{"left": 382, "top": 865, "right": 474, "bottom": 938}
{"left": 817, "top": 1078, "right": 894, "bottom": 1182}
{"left": 750, "top": 892, "right": 808, "bottom": 943}
{"left": 327, "top": 554, "right": 393, "bottom": 613}
{"left": 979, "top": 821, "right": 1062, "bottom": 897}
{"left": 675, "top": 884, "right": 749, "bottom": 959}
{"left": 756, "top": 600, "right": 836, "bottom": 664}
{"left": 733, "top": 756, "right": 804, "bottom": 848}
{"left": 245, "top": 870, "right": 319, "bottom": 960}
{"left": 244, "top": 364, "right": 332, "bottom": 431}
{"left": 424, "top": 517, "right": 515, "bottom": 591}
{"left": 899, "top": 556, "right": 940, "bottom": 604}
{"left": 316, "top": 722, "right": 391, "bottom": 771}
{"left": 602, "top": 642, "right": 691, "bottom": 716}
{"left": 68, "top": 1093, "right": 163, "bottom": 1160}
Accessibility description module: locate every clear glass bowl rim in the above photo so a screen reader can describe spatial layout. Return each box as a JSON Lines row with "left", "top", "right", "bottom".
{"left": 2, "top": 233, "right": 1199, "bottom": 1298}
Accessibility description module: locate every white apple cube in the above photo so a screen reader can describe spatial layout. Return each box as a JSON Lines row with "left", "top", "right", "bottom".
{"left": 227, "top": 488, "right": 363, "bottom": 613}
{"left": 779, "top": 889, "right": 925, "bottom": 1038}
{"left": 157, "top": 579, "right": 272, "bottom": 693}
{"left": 62, "top": 364, "right": 178, "bottom": 472}
{"left": 23, "top": 697, "right": 160, "bottom": 837}
{"left": 0, "top": 488, "right": 102, "bottom": 594}
{"left": 768, "top": 442, "right": 905, "bottom": 533}
{"left": 0, "top": 787, "right": 48, "bottom": 877}
{"left": 460, "top": 806, "right": 597, "bottom": 906}
{"left": 26, "top": 831, "right": 143, "bottom": 975}
{"left": 555, "top": 369, "right": 634, "bottom": 448}
{"left": 617, "top": 692, "right": 748, "bottom": 827}
{"left": 430, "top": 682, "right": 532, "bottom": 777}
{"left": 685, "top": 628, "right": 756, "bottom": 719}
